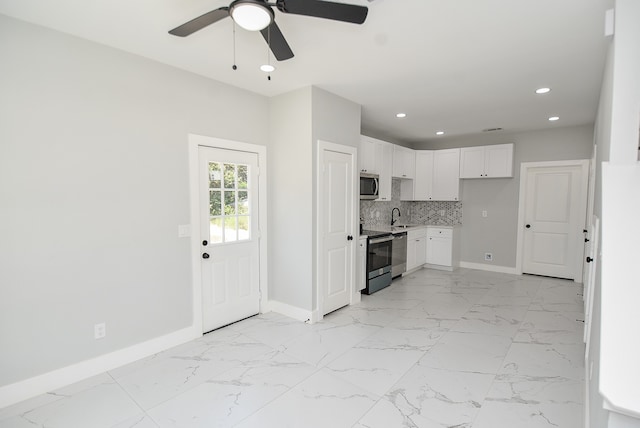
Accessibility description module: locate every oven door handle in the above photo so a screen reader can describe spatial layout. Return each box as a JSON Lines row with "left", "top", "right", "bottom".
{"left": 369, "top": 236, "right": 393, "bottom": 244}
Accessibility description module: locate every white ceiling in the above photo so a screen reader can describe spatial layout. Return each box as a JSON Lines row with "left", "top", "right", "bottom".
{"left": 0, "top": 0, "right": 614, "bottom": 145}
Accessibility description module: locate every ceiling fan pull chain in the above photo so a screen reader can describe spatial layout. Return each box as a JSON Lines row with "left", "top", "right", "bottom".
{"left": 232, "top": 21, "right": 238, "bottom": 70}
{"left": 267, "top": 25, "right": 271, "bottom": 81}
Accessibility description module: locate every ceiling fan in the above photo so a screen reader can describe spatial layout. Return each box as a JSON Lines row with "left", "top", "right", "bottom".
{"left": 169, "top": 0, "right": 369, "bottom": 61}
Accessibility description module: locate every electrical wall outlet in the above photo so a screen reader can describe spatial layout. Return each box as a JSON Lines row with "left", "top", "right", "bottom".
{"left": 439, "top": 210, "right": 446, "bottom": 216}
{"left": 482, "top": 210, "right": 488, "bottom": 218}
{"left": 484, "top": 253, "right": 493, "bottom": 261}
{"left": 94, "top": 323, "right": 106, "bottom": 340}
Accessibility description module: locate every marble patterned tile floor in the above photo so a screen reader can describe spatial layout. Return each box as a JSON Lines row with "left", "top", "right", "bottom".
{"left": 0, "top": 268, "right": 586, "bottom": 428}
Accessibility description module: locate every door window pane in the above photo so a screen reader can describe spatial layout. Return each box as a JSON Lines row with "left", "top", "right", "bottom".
{"left": 238, "top": 191, "right": 249, "bottom": 215}
{"left": 209, "top": 218, "right": 223, "bottom": 244}
{"left": 224, "top": 164, "right": 236, "bottom": 189}
{"left": 237, "top": 165, "right": 248, "bottom": 189}
{"left": 225, "top": 217, "right": 237, "bottom": 242}
{"left": 224, "top": 190, "right": 237, "bottom": 215}
{"left": 209, "top": 163, "right": 222, "bottom": 189}
{"left": 237, "top": 216, "right": 250, "bottom": 240}
{"left": 210, "top": 190, "right": 222, "bottom": 216}
{"left": 208, "top": 161, "right": 252, "bottom": 244}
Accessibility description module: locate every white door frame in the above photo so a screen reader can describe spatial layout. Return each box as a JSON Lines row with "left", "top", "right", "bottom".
{"left": 515, "top": 159, "right": 589, "bottom": 280}
{"left": 188, "top": 134, "right": 268, "bottom": 332}
{"left": 315, "top": 140, "right": 358, "bottom": 322}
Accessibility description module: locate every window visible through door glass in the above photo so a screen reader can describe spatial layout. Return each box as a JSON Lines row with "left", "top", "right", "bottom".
{"left": 208, "top": 161, "right": 251, "bottom": 244}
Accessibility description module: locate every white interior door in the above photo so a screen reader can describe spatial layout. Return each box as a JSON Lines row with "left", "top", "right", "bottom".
{"left": 522, "top": 163, "right": 588, "bottom": 280}
{"left": 319, "top": 144, "right": 355, "bottom": 316}
{"left": 199, "top": 146, "right": 260, "bottom": 332}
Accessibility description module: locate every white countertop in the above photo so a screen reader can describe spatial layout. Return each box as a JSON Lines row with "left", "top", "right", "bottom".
{"left": 365, "top": 224, "right": 458, "bottom": 234}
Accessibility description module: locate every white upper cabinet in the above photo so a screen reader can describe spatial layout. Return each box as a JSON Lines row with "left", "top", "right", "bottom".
{"left": 359, "top": 136, "right": 393, "bottom": 201}
{"left": 375, "top": 141, "right": 393, "bottom": 201}
{"left": 460, "top": 143, "right": 514, "bottom": 178}
{"left": 392, "top": 145, "right": 416, "bottom": 179}
{"left": 401, "top": 149, "right": 460, "bottom": 201}
{"left": 432, "top": 148, "right": 461, "bottom": 201}
{"left": 359, "top": 137, "right": 376, "bottom": 173}
{"left": 414, "top": 150, "right": 434, "bottom": 200}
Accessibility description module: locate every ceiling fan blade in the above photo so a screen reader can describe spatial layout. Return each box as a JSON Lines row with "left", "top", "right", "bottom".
{"left": 277, "top": 0, "right": 368, "bottom": 24}
{"left": 260, "top": 22, "right": 294, "bottom": 61}
{"left": 169, "top": 7, "right": 230, "bottom": 37}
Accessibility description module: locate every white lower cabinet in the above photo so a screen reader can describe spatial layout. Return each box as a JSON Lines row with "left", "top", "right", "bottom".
{"left": 406, "top": 228, "right": 427, "bottom": 272}
{"left": 426, "top": 227, "right": 459, "bottom": 271}
{"left": 358, "top": 236, "right": 367, "bottom": 291}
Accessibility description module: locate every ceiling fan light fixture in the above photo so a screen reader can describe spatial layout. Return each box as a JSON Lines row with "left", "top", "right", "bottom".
{"left": 229, "top": 0, "right": 274, "bottom": 31}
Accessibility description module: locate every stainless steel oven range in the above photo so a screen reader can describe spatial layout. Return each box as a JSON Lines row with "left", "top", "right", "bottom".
{"left": 361, "top": 230, "right": 393, "bottom": 295}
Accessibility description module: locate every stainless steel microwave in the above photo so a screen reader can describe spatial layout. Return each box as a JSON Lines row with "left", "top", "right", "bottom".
{"left": 360, "top": 172, "right": 379, "bottom": 200}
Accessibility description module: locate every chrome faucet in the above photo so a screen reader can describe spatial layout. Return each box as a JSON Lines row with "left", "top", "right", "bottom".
{"left": 391, "top": 207, "right": 401, "bottom": 226}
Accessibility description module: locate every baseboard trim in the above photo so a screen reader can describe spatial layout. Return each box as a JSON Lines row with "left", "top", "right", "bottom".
{"left": 0, "top": 325, "right": 200, "bottom": 409}
{"left": 267, "top": 300, "right": 313, "bottom": 323}
{"left": 459, "top": 261, "right": 519, "bottom": 275}
{"left": 424, "top": 263, "right": 454, "bottom": 272}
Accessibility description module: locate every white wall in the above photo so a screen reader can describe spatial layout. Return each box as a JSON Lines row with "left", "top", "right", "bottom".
{"left": 0, "top": 15, "right": 269, "bottom": 388}
{"left": 413, "top": 125, "right": 593, "bottom": 269}
{"left": 595, "top": 0, "right": 640, "bottom": 425}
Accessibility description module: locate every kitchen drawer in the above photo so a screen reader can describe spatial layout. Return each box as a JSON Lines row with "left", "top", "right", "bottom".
{"left": 407, "top": 227, "right": 427, "bottom": 240}
{"left": 427, "top": 227, "right": 453, "bottom": 239}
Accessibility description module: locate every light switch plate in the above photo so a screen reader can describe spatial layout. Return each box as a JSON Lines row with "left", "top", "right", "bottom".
{"left": 178, "top": 224, "right": 191, "bottom": 238}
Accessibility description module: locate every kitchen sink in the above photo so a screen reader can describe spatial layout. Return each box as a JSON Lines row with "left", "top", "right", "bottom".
{"left": 391, "top": 224, "right": 419, "bottom": 230}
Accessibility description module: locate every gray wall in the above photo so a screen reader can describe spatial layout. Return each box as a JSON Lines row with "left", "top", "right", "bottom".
{"left": 414, "top": 125, "right": 594, "bottom": 268}
{"left": 267, "top": 86, "right": 361, "bottom": 313}
{"left": 311, "top": 87, "right": 361, "bottom": 309}
{"left": 268, "top": 88, "right": 314, "bottom": 311}
{"left": 0, "top": 15, "right": 269, "bottom": 386}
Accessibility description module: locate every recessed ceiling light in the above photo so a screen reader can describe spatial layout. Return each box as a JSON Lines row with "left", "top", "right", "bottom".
{"left": 548, "top": 116, "right": 560, "bottom": 121}
{"left": 260, "top": 64, "right": 275, "bottom": 72}
{"left": 436, "top": 131, "right": 445, "bottom": 136}
{"left": 396, "top": 113, "right": 407, "bottom": 118}
{"left": 536, "top": 87, "right": 551, "bottom": 94}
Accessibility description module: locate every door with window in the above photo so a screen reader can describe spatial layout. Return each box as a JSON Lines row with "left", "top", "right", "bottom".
{"left": 199, "top": 146, "right": 260, "bottom": 332}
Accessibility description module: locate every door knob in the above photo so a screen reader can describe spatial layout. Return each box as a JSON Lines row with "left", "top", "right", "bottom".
{"left": 202, "top": 253, "right": 210, "bottom": 259}
{"left": 347, "top": 235, "right": 354, "bottom": 241}
{"left": 525, "top": 224, "right": 531, "bottom": 229}
{"left": 586, "top": 256, "right": 593, "bottom": 263}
